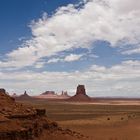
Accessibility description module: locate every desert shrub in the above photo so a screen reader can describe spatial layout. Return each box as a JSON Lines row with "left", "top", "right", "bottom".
{"left": 107, "top": 117, "right": 110, "bottom": 120}
{"left": 121, "top": 117, "right": 124, "bottom": 120}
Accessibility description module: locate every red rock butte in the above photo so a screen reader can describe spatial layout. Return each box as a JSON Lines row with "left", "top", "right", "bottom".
{"left": 16, "top": 91, "right": 32, "bottom": 100}
{"left": 68, "top": 85, "right": 91, "bottom": 102}
{"left": 76, "top": 85, "right": 86, "bottom": 95}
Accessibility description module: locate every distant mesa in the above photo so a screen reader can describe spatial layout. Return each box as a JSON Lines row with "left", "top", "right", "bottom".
{"left": 16, "top": 91, "right": 32, "bottom": 100}
{"left": 60, "top": 91, "right": 70, "bottom": 99}
{"left": 39, "top": 91, "right": 58, "bottom": 99}
{"left": 41, "top": 91, "right": 56, "bottom": 96}
{"left": 68, "top": 85, "right": 91, "bottom": 102}
{"left": 76, "top": 85, "right": 86, "bottom": 95}
{"left": 35, "top": 90, "right": 70, "bottom": 99}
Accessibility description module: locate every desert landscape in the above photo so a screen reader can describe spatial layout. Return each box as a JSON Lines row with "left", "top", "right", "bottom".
{"left": 24, "top": 101, "right": 140, "bottom": 140}
{"left": 10, "top": 85, "right": 140, "bottom": 140}
{"left": 2, "top": 85, "right": 140, "bottom": 140}
{"left": 0, "top": 88, "right": 89, "bottom": 140}
{"left": 1, "top": 0, "right": 140, "bottom": 140}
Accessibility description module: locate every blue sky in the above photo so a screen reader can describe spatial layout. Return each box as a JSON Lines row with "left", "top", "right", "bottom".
{"left": 0, "top": 0, "right": 78, "bottom": 54}
{"left": 0, "top": 0, "right": 140, "bottom": 97}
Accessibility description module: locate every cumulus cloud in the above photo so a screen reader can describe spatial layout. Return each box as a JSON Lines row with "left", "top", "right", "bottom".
{"left": 0, "top": 60, "right": 140, "bottom": 97}
{"left": 64, "top": 54, "right": 83, "bottom": 62}
{"left": 122, "top": 47, "right": 140, "bottom": 55}
{"left": 34, "top": 61, "right": 46, "bottom": 69}
{"left": 47, "top": 54, "right": 83, "bottom": 64}
{"left": 47, "top": 58, "right": 61, "bottom": 64}
{"left": 0, "top": 0, "right": 140, "bottom": 68}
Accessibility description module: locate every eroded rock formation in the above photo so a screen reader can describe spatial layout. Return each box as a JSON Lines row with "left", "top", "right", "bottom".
{"left": 36, "top": 90, "right": 71, "bottom": 99}
{"left": 68, "top": 85, "right": 91, "bottom": 102}
{"left": 16, "top": 91, "right": 32, "bottom": 100}
{"left": 41, "top": 91, "right": 55, "bottom": 96}
{"left": 76, "top": 85, "right": 86, "bottom": 95}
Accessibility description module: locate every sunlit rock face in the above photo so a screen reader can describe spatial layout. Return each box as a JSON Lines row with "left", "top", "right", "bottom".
{"left": 68, "top": 85, "right": 91, "bottom": 102}
{"left": 76, "top": 85, "right": 86, "bottom": 95}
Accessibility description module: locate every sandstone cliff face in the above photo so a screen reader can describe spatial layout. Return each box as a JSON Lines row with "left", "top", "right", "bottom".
{"left": 68, "top": 85, "right": 91, "bottom": 102}
{"left": 76, "top": 85, "right": 86, "bottom": 95}
{"left": 0, "top": 88, "right": 47, "bottom": 140}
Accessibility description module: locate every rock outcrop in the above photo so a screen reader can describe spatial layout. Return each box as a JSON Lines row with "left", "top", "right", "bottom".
{"left": 68, "top": 85, "right": 91, "bottom": 102}
{"left": 36, "top": 91, "right": 58, "bottom": 99}
{"left": 0, "top": 88, "right": 6, "bottom": 94}
{"left": 0, "top": 88, "right": 45, "bottom": 140}
{"left": 60, "top": 91, "right": 70, "bottom": 99}
{"left": 16, "top": 91, "right": 32, "bottom": 100}
{"left": 76, "top": 85, "right": 86, "bottom": 95}
{"left": 42, "top": 91, "right": 55, "bottom": 95}
{"left": 35, "top": 91, "right": 71, "bottom": 100}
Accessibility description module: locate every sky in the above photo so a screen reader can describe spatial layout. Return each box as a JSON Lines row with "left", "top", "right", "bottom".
{"left": 0, "top": 0, "right": 140, "bottom": 97}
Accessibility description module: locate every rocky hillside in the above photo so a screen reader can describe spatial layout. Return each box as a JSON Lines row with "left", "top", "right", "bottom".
{"left": 0, "top": 89, "right": 88, "bottom": 140}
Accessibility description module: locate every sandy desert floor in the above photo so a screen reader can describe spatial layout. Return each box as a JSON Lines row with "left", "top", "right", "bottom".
{"left": 18, "top": 99, "right": 140, "bottom": 140}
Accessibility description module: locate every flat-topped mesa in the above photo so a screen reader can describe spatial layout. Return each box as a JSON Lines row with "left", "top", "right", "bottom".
{"left": 42, "top": 91, "right": 56, "bottom": 95}
{"left": 76, "top": 85, "right": 86, "bottom": 95}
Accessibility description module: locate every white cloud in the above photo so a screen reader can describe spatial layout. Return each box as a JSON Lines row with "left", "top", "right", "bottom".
{"left": 0, "top": 60, "right": 140, "bottom": 97}
{"left": 64, "top": 54, "right": 83, "bottom": 62}
{"left": 108, "top": 0, "right": 140, "bottom": 14}
{"left": 47, "top": 54, "right": 83, "bottom": 64}
{"left": 0, "top": 0, "right": 140, "bottom": 68}
{"left": 34, "top": 61, "right": 46, "bottom": 69}
{"left": 47, "top": 58, "right": 61, "bottom": 64}
{"left": 122, "top": 47, "right": 140, "bottom": 55}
